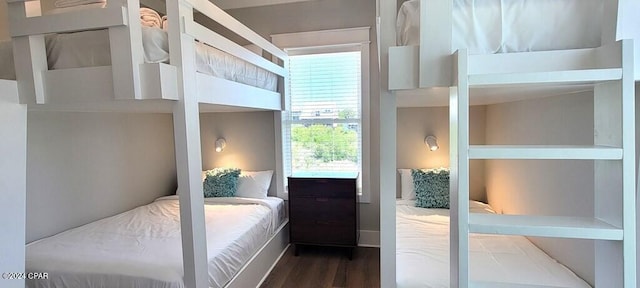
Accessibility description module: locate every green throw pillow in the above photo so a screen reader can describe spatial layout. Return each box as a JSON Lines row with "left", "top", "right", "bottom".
{"left": 412, "top": 168, "right": 450, "bottom": 209}
{"left": 203, "top": 168, "right": 241, "bottom": 197}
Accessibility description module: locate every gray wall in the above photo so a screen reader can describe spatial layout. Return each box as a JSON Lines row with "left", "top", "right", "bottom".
{"left": 484, "top": 91, "right": 595, "bottom": 285}
{"left": 200, "top": 112, "right": 278, "bottom": 196}
{"left": 26, "top": 112, "right": 176, "bottom": 242}
{"left": 211, "top": 0, "right": 381, "bottom": 232}
{"left": 0, "top": 1, "right": 7, "bottom": 41}
{"left": 397, "top": 106, "right": 487, "bottom": 201}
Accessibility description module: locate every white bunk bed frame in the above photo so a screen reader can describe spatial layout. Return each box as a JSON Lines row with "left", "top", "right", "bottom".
{"left": 4, "top": 0, "right": 291, "bottom": 286}
{"left": 0, "top": 79, "right": 26, "bottom": 288}
{"left": 378, "top": 0, "right": 638, "bottom": 287}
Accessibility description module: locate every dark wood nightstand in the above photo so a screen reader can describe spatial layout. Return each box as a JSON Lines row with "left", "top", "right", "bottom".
{"left": 288, "top": 172, "right": 359, "bottom": 259}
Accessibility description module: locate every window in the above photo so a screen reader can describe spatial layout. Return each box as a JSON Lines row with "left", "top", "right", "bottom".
{"left": 272, "top": 28, "right": 370, "bottom": 202}
{"left": 288, "top": 51, "right": 362, "bottom": 175}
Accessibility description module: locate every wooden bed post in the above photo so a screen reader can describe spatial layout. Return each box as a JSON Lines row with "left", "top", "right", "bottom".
{"left": 0, "top": 80, "right": 26, "bottom": 288}
{"left": 450, "top": 49, "right": 469, "bottom": 288}
{"left": 166, "top": 0, "right": 209, "bottom": 287}
{"left": 378, "top": 0, "right": 397, "bottom": 287}
{"left": 108, "top": 0, "right": 144, "bottom": 100}
{"left": 594, "top": 39, "right": 637, "bottom": 288}
{"left": 418, "top": 0, "right": 452, "bottom": 87}
{"left": 8, "top": 0, "right": 47, "bottom": 105}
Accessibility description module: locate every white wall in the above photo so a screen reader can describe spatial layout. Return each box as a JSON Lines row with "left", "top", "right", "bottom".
{"left": 485, "top": 91, "right": 595, "bottom": 285}
{"left": 27, "top": 112, "right": 177, "bottom": 242}
{"left": 209, "top": 0, "right": 381, "bottom": 232}
{"left": 397, "top": 106, "right": 486, "bottom": 201}
{"left": 200, "top": 112, "right": 278, "bottom": 196}
{"left": 0, "top": 82, "right": 26, "bottom": 288}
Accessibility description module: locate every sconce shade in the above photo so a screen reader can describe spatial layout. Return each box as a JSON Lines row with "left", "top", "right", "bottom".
{"left": 425, "top": 135, "right": 439, "bottom": 151}
{"left": 215, "top": 138, "right": 226, "bottom": 152}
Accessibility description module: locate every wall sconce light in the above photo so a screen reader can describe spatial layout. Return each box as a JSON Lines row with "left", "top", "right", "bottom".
{"left": 215, "top": 138, "right": 226, "bottom": 152}
{"left": 424, "top": 135, "right": 439, "bottom": 151}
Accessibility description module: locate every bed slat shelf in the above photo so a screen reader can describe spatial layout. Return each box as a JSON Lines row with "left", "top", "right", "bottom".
{"left": 468, "top": 145, "right": 623, "bottom": 160}
{"left": 468, "top": 68, "right": 622, "bottom": 88}
{"left": 469, "top": 213, "right": 623, "bottom": 241}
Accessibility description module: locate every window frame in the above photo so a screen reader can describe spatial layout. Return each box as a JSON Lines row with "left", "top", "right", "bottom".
{"left": 272, "top": 27, "right": 371, "bottom": 203}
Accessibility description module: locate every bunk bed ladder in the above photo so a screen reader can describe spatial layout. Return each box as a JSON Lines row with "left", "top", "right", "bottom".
{"left": 450, "top": 40, "right": 636, "bottom": 287}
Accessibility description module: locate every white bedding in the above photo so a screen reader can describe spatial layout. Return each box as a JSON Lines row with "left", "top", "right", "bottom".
{"left": 397, "top": 0, "right": 603, "bottom": 54}
{"left": 0, "top": 28, "right": 277, "bottom": 91}
{"left": 25, "top": 196, "right": 285, "bottom": 288}
{"left": 396, "top": 200, "right": 591, "bottom": 288}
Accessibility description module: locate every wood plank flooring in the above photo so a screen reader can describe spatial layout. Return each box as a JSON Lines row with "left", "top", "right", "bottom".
{"left": 260, "top": 245, "right": 380, "bottom": 288}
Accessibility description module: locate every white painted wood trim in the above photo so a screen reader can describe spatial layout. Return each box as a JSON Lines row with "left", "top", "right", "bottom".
{"left": 469, "top": 69, "right": 622, "bottom": 87}
{"left": 377, "top": 1, "right": 397, "bottom": 286}
{"left": 471, "top": 281, "right": 575, "bottom": 288}
{"left": 450, "top": 49, "right": 470, "bottom": 288}
{"left": 468, "top": 145, "right": 623, "bottom": 160}
{"left": 419, "top": 0, "right": 451, "bottom": 87}
{"left": 9, "top": 5, "right": 126, "bottom": 36}
{"left": 469, "top": 214, "right": 623, "bottom": 240}
{"left": 0, "top": 82, "right": 26, "bottom": 288}
{"left": 272, "top": 27, "right": 370, "bottom": 50}
{"left": 184, "top": 21, "right": 286, "bottom": 77}
{"left": 166, "top": 0, "right": 209, "bottom": 286}
{"left": 225, "top": 221, "right": 289, "bottom": 288}
{"left": 188, "top": 0, "right": 287, "bottom": 61}
{"left": 109, "top": 0, "right": 144, "bottom": 100}
{"left": 358, "top": 230, "right": 380, "bottom": 247}
{"left": 619, "top": 39, "right": 637, "bottom": 288}
{"left": 140, "top": 63, "right": 180, "bottom": 101}
{"left": 196, "top": 73, "right": 281, "bottom": 110}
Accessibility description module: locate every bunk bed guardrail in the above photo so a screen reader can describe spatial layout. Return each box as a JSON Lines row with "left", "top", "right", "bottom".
{"left": 7, "top": 0, "right": 289, "bottom": 111}
{"left": 389, "top": 0, "right": 639, "bottom": 91}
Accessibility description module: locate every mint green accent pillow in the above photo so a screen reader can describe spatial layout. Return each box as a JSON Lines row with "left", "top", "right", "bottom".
{"left": 412, "top": 168, "right": 450, "bottom": 209}
{"left": 203, "top": 168, "right": 241, "bottom": 197}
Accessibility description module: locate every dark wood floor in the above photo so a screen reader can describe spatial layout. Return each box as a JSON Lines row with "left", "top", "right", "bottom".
{"left": 260, "top": 245, "right": 380, "bottom": 288}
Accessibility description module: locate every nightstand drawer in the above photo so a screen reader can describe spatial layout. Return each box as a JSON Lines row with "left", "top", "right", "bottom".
{"left": 290, "top": 223, "right": 355, "bottom": 245}
{"left": 287, "top": 173, "right": 359, "bottom": 255}
{"left": 289, "top": 198, "right": 355, "bottom": 222}
{"left": 288, "top": 178, "right": 356, "bottom": 198}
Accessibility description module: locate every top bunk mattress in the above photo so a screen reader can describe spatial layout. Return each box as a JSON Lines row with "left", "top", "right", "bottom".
{"left": 25, "top": 196, "right": 285, "bottom": 288}
{"left": 0, "top": 27, "right": 277, "bottom": 91}
{"left": 396, "top": 0, "right": 603, "bottom": 54}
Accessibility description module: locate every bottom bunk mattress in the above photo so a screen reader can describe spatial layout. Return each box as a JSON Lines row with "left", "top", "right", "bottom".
{"left": 25, "top": 196, "right": 286, "bottom": 288}
{"left": 0, "top": 27, "right": 277, "bottom": 91}
{"left": 396, "top": 199, "right": 591, "bottom": 288}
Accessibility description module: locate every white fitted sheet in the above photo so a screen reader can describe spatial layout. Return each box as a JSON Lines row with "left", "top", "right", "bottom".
{"left": 0, "top": 27, "right": 277, "bottom": 91}
{"left": 396, "top": 200, "right": 592, "bottom": 288}
{"left": 397, "top": 0, "right": 603, "bottom": 54}
{"left": 26, "top": 196, "right": 285, "bottom": 288}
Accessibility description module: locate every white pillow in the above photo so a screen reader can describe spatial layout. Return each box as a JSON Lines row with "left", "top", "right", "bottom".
{"left": 398, "top": 169, "right": 416, "bottom": 200}
{"left": 236, "top": 170, "right": 274, "bottom": 199}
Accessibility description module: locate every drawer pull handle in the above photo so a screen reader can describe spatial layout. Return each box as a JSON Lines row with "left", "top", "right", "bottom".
{"left": 316, "top": 220, "right": 331, "bottom": 225}
{"left": 316, "top": 180, "right": 328, "bottom": 183}
{"left": 315, "top": 197, "right": 329, "bottom": 202}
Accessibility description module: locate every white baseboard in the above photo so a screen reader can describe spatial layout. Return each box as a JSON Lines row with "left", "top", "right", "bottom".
{"left": 358, "top": 230, "right": 380, "bottom": 247}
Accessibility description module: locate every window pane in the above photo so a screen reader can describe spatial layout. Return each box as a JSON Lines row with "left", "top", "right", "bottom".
{"left": 291, "top": 123, "right": 360, "bottom": 173}
{"left": 289, "top": 51, "right": 361, "bottom": 120}
{"left": 287, "top": 51, "right": 362, "bottom": 175}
